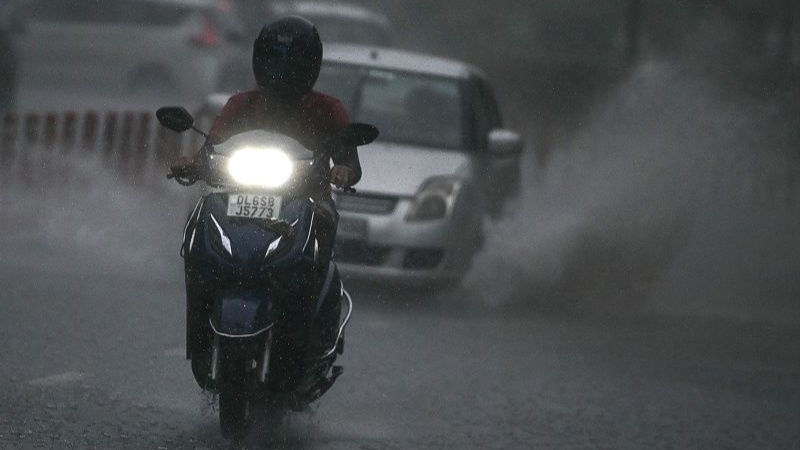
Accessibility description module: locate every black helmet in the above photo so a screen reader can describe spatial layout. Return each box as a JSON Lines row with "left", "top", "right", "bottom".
{"left": 253, "top": 16, "right": 322, "bottom": 97}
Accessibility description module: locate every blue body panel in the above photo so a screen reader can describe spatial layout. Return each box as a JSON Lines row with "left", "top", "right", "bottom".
{"left": 185, "top": 194, "right": 316, "bottom": 276}
{"left": 184, "top": 192, "right": 329, "bottom": 338}
{"left": 213, "top": 294, "right": 276, "bottom": 336}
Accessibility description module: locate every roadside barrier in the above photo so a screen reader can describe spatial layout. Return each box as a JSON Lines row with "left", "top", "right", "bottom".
{"left": 0, "top": 109, "right": 194, "bottom": 187}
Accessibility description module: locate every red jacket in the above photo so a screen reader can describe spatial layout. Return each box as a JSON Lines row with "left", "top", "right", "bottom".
{"left": 209, "top": 89, "right": 362, "bottom": 183}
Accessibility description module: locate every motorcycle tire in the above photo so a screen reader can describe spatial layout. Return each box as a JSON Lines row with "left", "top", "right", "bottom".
{"left": 219, "top": 386, "right": 249, "bottom": 441}
{"left": 218, "top": 352, "right": 250, "bottom": 441}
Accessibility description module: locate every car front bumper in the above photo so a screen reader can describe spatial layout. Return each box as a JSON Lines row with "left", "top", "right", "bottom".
{"left": 333, "top": 195, "right": 481, "bottom": 286}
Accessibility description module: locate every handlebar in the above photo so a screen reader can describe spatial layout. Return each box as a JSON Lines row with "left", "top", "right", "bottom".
{"left": 167, "top": 140, "right": 357, "bottom": 192}
{"left": 166, "top": 172, "right": 198, "bottom": 186}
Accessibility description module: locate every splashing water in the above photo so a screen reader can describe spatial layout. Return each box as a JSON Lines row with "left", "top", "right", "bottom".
{"left": 465, "top": 58, "right": 800, "bottom": 324}
{"left": 0, "top": 151, "right": 193, "bottom": 283}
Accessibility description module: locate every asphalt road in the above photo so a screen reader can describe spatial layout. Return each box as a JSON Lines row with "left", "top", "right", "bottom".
{"left": 1, "top": 246, "right": 798, "bottom": 450}
{"left": 3, "top": 63, "right": 799, "bottom": 450}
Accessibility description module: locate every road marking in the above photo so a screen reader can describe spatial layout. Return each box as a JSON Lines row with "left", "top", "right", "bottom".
{"left": 28, "top": 371, "right": 86, "bottom": 387}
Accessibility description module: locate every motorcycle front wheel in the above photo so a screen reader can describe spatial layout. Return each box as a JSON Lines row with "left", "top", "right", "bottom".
{"left": 218, "top": 349, "right": 250, "bottom": 441}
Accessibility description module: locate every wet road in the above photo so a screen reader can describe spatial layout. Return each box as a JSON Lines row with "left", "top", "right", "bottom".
{"left": 3, "top": 62, "right": 800, "bottom": 449}
{"left": 1, "top": 254, "right": 798, "bottom": 450}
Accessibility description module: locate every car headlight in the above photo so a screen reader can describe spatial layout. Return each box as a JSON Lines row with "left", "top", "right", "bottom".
{"left": 405, "top": 177, "right": 462, "bottom": 222}
{"left": 227, "top": 147, "right": 293, "bottom": 188}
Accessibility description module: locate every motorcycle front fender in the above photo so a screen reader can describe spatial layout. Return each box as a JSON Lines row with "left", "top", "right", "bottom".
{"left": 210, "top": 293, "right": 277, "bottom": 338}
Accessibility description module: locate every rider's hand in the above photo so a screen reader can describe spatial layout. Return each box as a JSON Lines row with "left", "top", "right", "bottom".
{"left": 170, "top": 156, "right": 197, "bottom": 178}
{"left": 330, "top": 165, "right": 356, "bottom": 188}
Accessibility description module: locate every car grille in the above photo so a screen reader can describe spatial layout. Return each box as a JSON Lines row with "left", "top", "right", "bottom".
{"left": 335, "top": 241, "right": 391, "bottom": 266}
{"left": 335, "top": 193, "right": 397, "bottom": 215}
{"left": 403, "top": 249, "right": 445, "bottom": 270}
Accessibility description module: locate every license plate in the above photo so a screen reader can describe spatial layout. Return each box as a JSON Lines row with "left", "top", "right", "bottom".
{"left": 227, "top": 194, "right": 282, "bottom": 219}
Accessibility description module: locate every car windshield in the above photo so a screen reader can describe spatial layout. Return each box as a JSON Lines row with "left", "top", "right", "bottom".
{"left": 317, "top": 64, "right": 465, "bottom": 149}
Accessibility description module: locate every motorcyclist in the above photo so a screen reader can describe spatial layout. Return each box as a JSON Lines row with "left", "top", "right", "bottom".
{"left": 170, "top": 16, "right": 359, "bottom": 358}
{"left": 171, "top": 15, "right": 361, "bottom": 189}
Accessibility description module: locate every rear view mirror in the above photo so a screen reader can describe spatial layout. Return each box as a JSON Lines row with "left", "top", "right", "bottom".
{"left": 156, "top": 107, "right": 195, "bottom": 133}
{"left": 488, "top": 129, "right": 523, "bottom": 155}
{"left": 337, "top": 123, "right": 379, "bottom": 147}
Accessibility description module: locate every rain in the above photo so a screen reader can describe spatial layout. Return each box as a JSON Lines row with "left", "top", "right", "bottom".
{"left": 0, "top": 0, "right": 798, "bottom": 448}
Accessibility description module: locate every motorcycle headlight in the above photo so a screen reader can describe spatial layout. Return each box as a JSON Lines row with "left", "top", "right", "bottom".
{"left": 227, "top": 147, "right": 293, "bottom": 188}
{"left": 405, "top": 177, "right": 462, "bottom": 222}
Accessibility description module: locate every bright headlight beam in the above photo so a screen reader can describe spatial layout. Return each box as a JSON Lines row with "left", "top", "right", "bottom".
{"left": 227, "top": 147, "right": 293, "bottom": 188}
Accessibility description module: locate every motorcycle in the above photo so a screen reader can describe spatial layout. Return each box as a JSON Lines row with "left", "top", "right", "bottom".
{"left": 156, "top": 106, "right": 378, "bottom": 440}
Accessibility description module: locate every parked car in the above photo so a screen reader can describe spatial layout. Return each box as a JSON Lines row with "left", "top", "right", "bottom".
{"left": 260, "top": 2, "right": 395, "bottom": 47}
{"left": 201, "top": 45, "right": 523, "bottom": 287}
{"left": 7, "top": 0, "right": 247, "bottom": 100}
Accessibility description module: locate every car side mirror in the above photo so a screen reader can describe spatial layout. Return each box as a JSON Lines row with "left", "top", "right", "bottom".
{"left": 488, "top": 129, "right": 523, "bottom": 155}
{"left": 156, "top": 107, "right": 195, "bottom": 133}
{"left": 337, "top": 123, "right": 380, "bottom": 147}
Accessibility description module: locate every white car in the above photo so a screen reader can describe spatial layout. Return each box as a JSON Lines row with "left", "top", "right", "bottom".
{"left": 8, "top": 0, "right": 246, "bottom": 100}
{"left": 265, "top": 2, "right": 394, "bottom": 47}
{"left": 202, "top": 45, "right": 522, "bottom": 287}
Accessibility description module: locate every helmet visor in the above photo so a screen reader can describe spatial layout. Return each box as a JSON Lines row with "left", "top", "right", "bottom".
{"left": 264, "top": 43, "right": 293, "bottom": 82}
